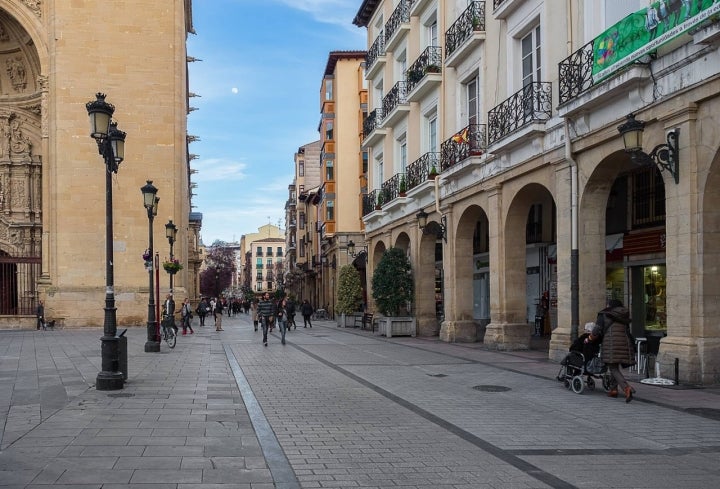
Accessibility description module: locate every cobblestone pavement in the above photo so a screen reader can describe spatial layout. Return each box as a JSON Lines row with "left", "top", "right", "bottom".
{"left": 0, "top": 313, "right": 719, "bottom": 488}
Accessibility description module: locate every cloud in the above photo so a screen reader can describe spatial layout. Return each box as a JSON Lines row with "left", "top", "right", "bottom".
{"left": 192, "top": 157, "right": 247, "bottom": 182}
{"left": 273, "top": 0, "right": 363, "bottom": 29}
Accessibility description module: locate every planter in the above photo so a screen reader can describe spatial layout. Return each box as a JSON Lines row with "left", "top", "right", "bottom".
{"left": 376, "top": 316, "right": 416, "bottom": 337}
{"left": 337, "top": 313, "right": 361, "bottom": 328}
{"left": 428, "top": 172, "right": 438, "bottom": 180}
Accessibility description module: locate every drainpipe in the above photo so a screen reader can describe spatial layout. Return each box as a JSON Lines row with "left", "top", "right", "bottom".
{"left": 435, "top": 175, "right": 441, "bottom": 214}
{"left": 565, "top": 120, "right": 579, "bottom": 341}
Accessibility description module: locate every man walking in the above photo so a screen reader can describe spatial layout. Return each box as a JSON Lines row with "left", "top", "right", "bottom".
{"left": 36, "top": 300, "right": 44, "bottom": 330}
{"left": 257, "top": 292, "right": 276, "bottom": 347}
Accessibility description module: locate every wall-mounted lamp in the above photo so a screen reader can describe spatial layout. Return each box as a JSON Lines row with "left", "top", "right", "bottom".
{"left": 617, "top": 113, "right": 679, "bottom": 184}
{"left": 416, "top": 210, "right": 447, "bottom": 242}
{"left": 347, "top": 240, "right": 368, "bottom": 258}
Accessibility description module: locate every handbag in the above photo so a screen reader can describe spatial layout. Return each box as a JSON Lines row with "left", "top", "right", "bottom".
{"left": 586, "top": 356, "right": 605, "bottom": 374}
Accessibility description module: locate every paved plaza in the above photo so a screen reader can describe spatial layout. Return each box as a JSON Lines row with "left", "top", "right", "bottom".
{"left": 0, "top": 314, "right": 719, "bottom": 488}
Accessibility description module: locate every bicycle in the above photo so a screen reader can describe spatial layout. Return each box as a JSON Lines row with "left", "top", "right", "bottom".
{"left": 161, "top": 317, "right": 177, "bottom": 349}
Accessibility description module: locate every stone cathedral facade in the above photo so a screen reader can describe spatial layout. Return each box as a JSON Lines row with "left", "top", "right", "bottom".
{"left": 0, "top": 1, "right": 198, "bottom": 328}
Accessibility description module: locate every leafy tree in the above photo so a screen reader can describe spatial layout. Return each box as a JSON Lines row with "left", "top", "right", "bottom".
{"left": 371, "top": 247, "right": 414, "bottom": 316}
{"left": 336, "top": 265, "right": 363, "bottom": 315}
{"left": 200, "top": 241, "right": 236, "bottom": 297}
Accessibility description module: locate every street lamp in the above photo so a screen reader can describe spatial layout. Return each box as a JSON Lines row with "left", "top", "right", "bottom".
{"left": 347, "top": 240, "right": 368, "bottom": 262}
{"left": 617, "top": 113, "right": 680, "bottom": 184}
{"left": 165, "top": 219, "right": 178, "bottom": 292}
{"left": 141, "top": 180, "right": 160, "bottom": 353}
{"left": 86, "top": 93, "right": 126, "bottom": 391}
{"left": 416, "top": 209, "right": 447, "bottom": 242}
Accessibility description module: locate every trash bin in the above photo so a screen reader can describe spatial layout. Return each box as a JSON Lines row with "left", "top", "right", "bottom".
{"left": 117, "top": 329, "right": 128, "bottom": 381}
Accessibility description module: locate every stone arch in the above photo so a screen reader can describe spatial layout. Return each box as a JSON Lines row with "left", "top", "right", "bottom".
{"left": 416, "top": 216, "right": 442, "bottom": 336}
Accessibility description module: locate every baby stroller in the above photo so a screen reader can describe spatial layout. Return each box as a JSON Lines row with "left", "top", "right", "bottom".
{"left": 556, "top": 350, "right": 614, "bottom": 394}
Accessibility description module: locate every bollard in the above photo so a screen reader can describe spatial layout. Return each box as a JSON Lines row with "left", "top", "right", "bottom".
{"left": 674, "top": 357, "right": 680, "bottom": 386}
{"left": 117, "top": 329, "right": 128, "bottom": 381}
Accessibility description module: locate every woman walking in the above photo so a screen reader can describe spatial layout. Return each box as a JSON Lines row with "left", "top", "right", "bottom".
{"left": 300, "top": 299, "right": 314, "bottom": 328}
{"left": 180, "top": 298, "right": 194, "bottom": 335}
{"left": 214, "top": 297, "right": 224, "bottom": 331}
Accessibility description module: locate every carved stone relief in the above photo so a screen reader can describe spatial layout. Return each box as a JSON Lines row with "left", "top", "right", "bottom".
{"left": 23, "top": 1, "right": 42, "bottom": 19}
{"left": 6, "top": 56, "right": 27, "bottom": 92}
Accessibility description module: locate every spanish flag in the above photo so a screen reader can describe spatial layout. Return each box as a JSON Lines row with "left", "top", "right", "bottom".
{"left": 451, "top": 127, "right": 469, "bottom": 143}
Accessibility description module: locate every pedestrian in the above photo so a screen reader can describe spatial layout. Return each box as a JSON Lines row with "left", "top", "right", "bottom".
{"left": 36, "top": 300, "right": 44, "bottom": 330}
{"left": 300, "top": 299, "right": 314, "bottom": 328}
{"left": 286, "top": 298, "right": 297, "bottom": 330}
{"left": 163, "top": 294, "right": 178, "bottom": 334}
{"left": 277, "top": 297, "right": 288, "bottom": 345}
{"left": 251, "top": 299, "right": 259, "bottom": 331}
{"left": 589, "top": 299, "right": 636, "bottom": 402}
{"left": 181, "top": 297, "right": 194, "bottom": 335}
{"left": 214, "top": 297, "right": 224, "bottom": 331}
{"left": 196, "top": 297, "right": 209, "bottom": 326}
{"left": 257, "top": 292, "right": 276, "bottom": 346}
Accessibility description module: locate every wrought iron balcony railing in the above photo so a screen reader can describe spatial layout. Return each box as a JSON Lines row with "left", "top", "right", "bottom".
{"left": 406, "top": 152, "right": 441, "bottom": 190}
{"left": 363, "top": 108, "right": 383, "bottom": 139}
{"left": 493, "top": 0, "right": 508, "bottom": 9}
{"left": 405, "top": 46, "right": 442, "bottom": 94}
{"left": 381, "top": 81, "right": 408, "bottom": 119}
{"left": 440, "top": 124, "right": 487, "bottom": 171}
{"left": 487, "top": 82, "right": 552, "bottom": 145}
{"left": 362, "top": 190, "right": 377, "bottom": 216}
{"left": 445, "top": 1, "right": 485, "bottom": 58}
{"left": 381, "top": 172, "right": 407, "bottom": 204}
{"left": 385, "top": 0, "right": 411, "bottom": 45}
{"left": 366, "top": 31, "right": 385, "bottom": 73}
{"left": 558, "top": 40, "right": 594, "bottom": 105}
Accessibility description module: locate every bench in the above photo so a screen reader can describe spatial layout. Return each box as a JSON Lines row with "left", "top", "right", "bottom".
{"left": 355, "top": 313, "right": 374, "bottom": 330}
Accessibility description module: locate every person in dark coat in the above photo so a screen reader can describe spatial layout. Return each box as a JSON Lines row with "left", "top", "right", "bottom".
{"left": 300, "top": 299, "right": 314, "bottom": 328}
{"left": 257, "top": 292, "right": 277, "bottom": 346}
{"left": 589, "top": 299, "right": 636, "bottom": 402}
{"left": 36, "top": 300, "right": 44, "bottom": 330}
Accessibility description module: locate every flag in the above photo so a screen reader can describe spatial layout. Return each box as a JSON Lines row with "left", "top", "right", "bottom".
{"left": 452, "top": 127, "right": 469, "bottom": 143}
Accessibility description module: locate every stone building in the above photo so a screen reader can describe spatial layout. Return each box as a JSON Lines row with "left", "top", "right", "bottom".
{"left": 353, "top": 0, "right": 720, "bottom": 384}
{"left": 0, "top": 1, "right": 197, "bottom": 327}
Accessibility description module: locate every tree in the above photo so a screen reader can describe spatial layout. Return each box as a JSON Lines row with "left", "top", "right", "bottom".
{"left": 371, "top": 247, "right": 414, "bottom": 316}
{"left": 336, "top": 265, "right": 363, "bottom": 315}
{"left": 199, "top": 241, "right": 236, "bottom": 297}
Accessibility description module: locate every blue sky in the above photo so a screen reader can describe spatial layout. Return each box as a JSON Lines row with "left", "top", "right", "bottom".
{"left": 188, "top": 0, "right": 365, "bottom": 245}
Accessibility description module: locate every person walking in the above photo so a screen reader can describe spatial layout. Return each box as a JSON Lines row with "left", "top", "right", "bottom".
{"left": 180, "top": 297, "right": 194, "bottom": 335}
{"left": 276, "top": 297, "right": 288, "bottom": 345}
{"left": 300, "top": 299, "right": 314, "bottom": 328}
{"left": 251, "top": 299, "right": 259, "bottom": 331}
{"left": 214, "top": 297, "right": 224, "bottom": 331}
{"left": 286, "top": 298, "right": 297, "bottom": 330}
{"left": 163, "top": 294, "right": 178, "bottom": 334}
{"left": 196, "top": 297, "right": 209, "bottom": 326}
{"left": 36, "top": 300, "right": 44, "bottom": 330}
{"left": 589, "top": 299, "right": 636, "bottom": 402}
{"left": 257, "top": 292, "right": 276, "bottom": 346}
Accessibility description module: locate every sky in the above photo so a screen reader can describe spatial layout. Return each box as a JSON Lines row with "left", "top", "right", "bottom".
{"left": 187, "top": 0, "right": 366, "bottom": 245}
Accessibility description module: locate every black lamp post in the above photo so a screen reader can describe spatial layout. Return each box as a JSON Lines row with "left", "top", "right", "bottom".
{"left": 141, "top": 180, "right": 160, "bottom": 353}
{"left": 416, "top": 209, "right": 448, "bottom": 242}
{"left": 617, "top": 113, "right": 680, "bottom": 184}
{"left": 347, "top": 240, "right": 368, "bottom": 263}
{"left": 165, "top": 219, "right": 178, "bottom": 292}
{"left": 86, "top": 93, "right": 126, "bottom": 391}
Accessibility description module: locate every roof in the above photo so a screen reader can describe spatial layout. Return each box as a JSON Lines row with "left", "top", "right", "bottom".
{"left": 324, "top": 50, "right": 367, "bottom": 76}
{"left": 353, "top": 0, "right": 380, "bottom": 27}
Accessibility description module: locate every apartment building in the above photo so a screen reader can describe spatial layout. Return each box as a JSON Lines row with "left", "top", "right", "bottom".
{"left": 240, "top": 224, "right": 285, "bottom": 294}
{"left": 354, "top": 0, "right": 720, "bottom": 384}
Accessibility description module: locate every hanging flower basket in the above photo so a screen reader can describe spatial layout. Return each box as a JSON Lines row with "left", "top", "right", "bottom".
{"left": 142, "top": 249, "right": 153, "bottom": 271}
{"left": 163, "top": 258, "right": 183, "bottom": 274}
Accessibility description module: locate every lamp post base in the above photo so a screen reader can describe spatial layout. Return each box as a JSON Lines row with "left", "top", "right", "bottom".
{"left": 144, "top": 340, "right": 160, "bottom": 352}
{"left": 96, "top": 371, "right": 124, "bottom": 391}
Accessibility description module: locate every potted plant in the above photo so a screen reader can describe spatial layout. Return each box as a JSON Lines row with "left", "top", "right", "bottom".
{"left": 472, "top": 15, "right": 482, "bottom": 30}
{"left": 428, "top": 165, "right": 438, "bottom": 180}
{"left": 336, "top": 265, "right": 363, "bottom": 327}
{"left": 399, "top": 175, "right": 407, "bottom": 197}
{"left": 162, "top": 258, "right": 183, "bottom": 274}
{"left": 375, "top": 193, "right": 384, "bottom": 210}
{"left": 424, "top": 64, "right": 441, "bottom": 74}
{"left": 371, "top": 247, "right": 416, "bottom": 337}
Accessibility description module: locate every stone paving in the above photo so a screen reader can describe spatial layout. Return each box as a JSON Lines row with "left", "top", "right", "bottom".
{"left": 0, "top": 313, "right": 718, "bottom": 488}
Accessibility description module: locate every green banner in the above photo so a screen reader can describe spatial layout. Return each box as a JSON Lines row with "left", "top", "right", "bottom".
{"left": 593, "top": 0, "right": 720, "bottom": 81}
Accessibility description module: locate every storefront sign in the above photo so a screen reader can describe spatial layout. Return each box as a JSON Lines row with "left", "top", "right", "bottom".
{"left": 623, "top": 229, "right": 666, "bottom": 255}
{"left": 593, "top": 1, "right": 720, "bottom": 82}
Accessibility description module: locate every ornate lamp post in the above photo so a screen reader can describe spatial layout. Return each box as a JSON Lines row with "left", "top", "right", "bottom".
{"left": 141, "top": 180, "right": 160, "bottom": 352}
{"left": 165, "top": 219, "right": 178, "bottom": 292}
{"left": 86, "top": 93, "right": 126, "bottom": 391}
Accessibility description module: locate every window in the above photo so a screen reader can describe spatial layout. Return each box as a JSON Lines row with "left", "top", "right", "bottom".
{"left": 299, "top": 212, "right": 306, "bottom": 230}
{"left": 325, "top": 79, "right": 333, "bottom": 100}
{"left": 632, "top": 167, "right": 665, "bottom": 227}
{"left": 428, "top": 19, "right": 438, "bottom": 46}
{"left": 375, "top": 154, "right": 384, "bottom": 188}
{"left": 266, "top": 246, "right": 272, "bottom": 255}
{"left": 267, "top": 282, "right": 274, "bottom": 290}
{"left": 521, "top": 25, "right": 542, "bottom": 87}
{"left": 362, "top": 151, "right": 368, "bottom": 174}
{"left": 256, "top": 283, "right": 262, "bottom": 291}
{"left": 267, "top": 258, "right": 272, "bottom": 267}
{"left": 256, "top": 257, "right": 262, "bottom": 268}
{"left": 326, "top": 160, "right": 334, "bottom": 181}
{"left": 299, "top": 160, "right": 305, "bottom": 177}
{"left": 256, "top": 246, "right": 262, "bottom": 256}
{"left": 326, "top": 200, "right": 334, "bottom": 220}
{"left": 526, "top": 204, "right": 543, "bottom": 243}
{"left": 467, "top": 76, "right": 479, "bottom": 125}
{"left": 325, "top": 121, "right": 334, "bottom": 140}
{"left": 277, "top": 246, "right": 283, "bottom": 256}
{"left": 428, "top": 113, "right": 438, "bottom": 153}
{"left": 398, "top": 135, "right": 407, "bottom": 174}
{"left": 256, "top": 271, "right": 263, "bottom": 280}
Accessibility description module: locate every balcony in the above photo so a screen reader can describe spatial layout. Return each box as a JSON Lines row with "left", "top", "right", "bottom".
{"left": 256, "top": 264, "right": 263, "bottom": 269}
{"left": 440, "top": 123, "right": 487, "bottom": 172}
{"left": 406, "top": 152, "right": 441, "bottom": 191}
{"left": 487, "top": 82, "right": 551, "bottom": 145}
{"left": 362, "top": 108, "right": 386, "bottom": 148}
{"left": 381, "top": 172, "right": 408, "bottom": 206}
{"left": 366, "top": 31, "right": 386, "bottom": 80}
{"left": 406, "top": 46, "right": 442, "bottom": 102}
{"left": 409, "top": 0, "right": 434, "bottom": 17}
{"left": 381, "top": 81, "right": 409, "bottom": 127}
{"left": 288, "top": 220, "right": 296, "bottom": 229}
{"left": 362, "top": 191, "right": 376, "bottom": 217}
{"left": 492, "top": 0, "right": 523, "bottom": 19}
{"left": 445, "top": 1, "right": 485, "bottom": 67}
{"left": 385, "top": 0, "right": 411, "bottom": 52}
{"left": 256, "top": 251, "right": 263, "bottom": 257}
